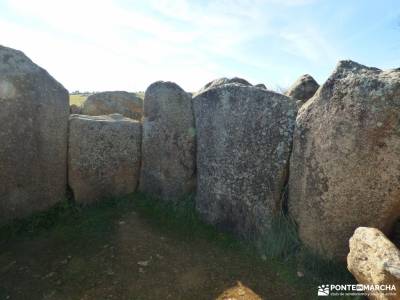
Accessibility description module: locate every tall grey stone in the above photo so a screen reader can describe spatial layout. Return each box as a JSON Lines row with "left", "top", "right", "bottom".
{"left": 139, "top": 81, "right": 196, "bottom": 201}
{"left": 68, "top": 114, "right": 141, "bottom": 204}
{"left": 289, "top": 61, "right": 400, "bottom": 260}
{"left": 193, "top": 83, "right": 297, "bottom": 239}
{"left": 0, "top": 45, "right": 69, "bottom": 223}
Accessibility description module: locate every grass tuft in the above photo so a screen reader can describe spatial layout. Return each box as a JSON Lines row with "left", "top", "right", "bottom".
{"left": 258, "top": 213, "right": 300, "bottom": 260}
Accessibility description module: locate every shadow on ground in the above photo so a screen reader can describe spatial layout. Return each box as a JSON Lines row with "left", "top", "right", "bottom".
{"left": 0, "top": 195, "right": 318, "bottom": 300}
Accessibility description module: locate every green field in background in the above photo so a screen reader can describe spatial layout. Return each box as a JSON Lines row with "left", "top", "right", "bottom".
{"left": 69, "top": 92, "right": 144, "bottom": 106}
{"left": 69, "top": 94, "right": 87, "bottom": 106}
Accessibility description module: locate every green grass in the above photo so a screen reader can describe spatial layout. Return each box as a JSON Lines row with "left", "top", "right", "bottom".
{"left": 258, "top": 213, "right": 300, "bottom": 260}
{"left": 132, "top": 192, "right": 241, "bottom": 249}
{"left": 0, "top": 195, "right": 133, "bottom": 244}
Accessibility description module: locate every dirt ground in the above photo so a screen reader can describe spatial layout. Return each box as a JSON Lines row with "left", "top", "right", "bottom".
{"left": 0, "top": 202, "right": 314, "bottom": 300}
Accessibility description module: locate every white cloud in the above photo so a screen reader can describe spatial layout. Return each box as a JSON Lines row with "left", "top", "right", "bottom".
{"left": 280, "top": 26, "right": 338, "bottom": 64}
{"left": 2, "top": 0, "right": 332, "bottom": 92}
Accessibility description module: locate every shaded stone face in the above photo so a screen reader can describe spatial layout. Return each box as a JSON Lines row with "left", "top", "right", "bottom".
{"left": 285, "top": 74, "right": 319, "bottom": 102}
{"left": 289, "top": 60, "right": 400, "bottom": 260}
{"left": 347, "top": 227, "right": 400, "bottom": 297}
{"left": 68, "top": 114, "right": 142, "bottom": 204}
{"left": 193, "top": 83, "right": 297, "bottom": 240}
{"left": 81, "top": 91, "right": 143, "bottom": 120}
{"left": 139, "top": 81, "right": 196, "bottom": 201}
{"left": 0, "top": 45, "right": 69, "bottom": 223}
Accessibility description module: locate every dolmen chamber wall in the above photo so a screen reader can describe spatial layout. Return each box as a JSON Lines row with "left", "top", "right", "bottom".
{"left": 1, "top": 45, "right": 400, "bottom": 265}
{"left": 193, "top": 83, "right": 297, "bottom": 239}
{"left": 68, "top": 114, "right": 142, "bottom": 204}
{"left": 139, "top": 81, "right": 196, "bottom": 201}
{"left": 0, "top": 45, "right": 69, "bottom": 224}
{"left": 289, "top": 61, "right": 400, "bottom": 260}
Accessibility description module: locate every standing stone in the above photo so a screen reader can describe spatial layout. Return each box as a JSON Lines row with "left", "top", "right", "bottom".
{"left": 139, "top": 81, "right": 196, "bottom": 201}
{"left": 68, "top": 114, "right": 141, "bottom": 204}
{"left": 193, "top": 83, "right": 297, "bottom": 239}
{"left": 0, "top": 45, "right": 69, "bottom": 223}
{"left": 196, "top": 77, "right": 252, "bottom": 95}
{"left": 81, "top": 91, "right": 143, "bottom": 120}
{"left": 289, "top": 61, "right": 400, "bottom": 260}
{"left": 285, "top": 74, "right": 319, "bottom": 102}
{"left": 348, "top": 227, "right": 400, "bottom": 299}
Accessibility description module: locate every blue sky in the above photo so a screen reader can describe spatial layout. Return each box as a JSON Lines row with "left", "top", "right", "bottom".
{"left": 0, "top": 0, "right": 399, "bottom": 92}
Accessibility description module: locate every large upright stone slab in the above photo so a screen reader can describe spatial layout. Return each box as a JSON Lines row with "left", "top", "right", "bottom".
{"left": 139, "top": 81, "right": 196, "bottom": 201}
{"left": 193, "top": 83, "right": 297, "bottom": 239}
{"left": 68, "top": 114, "right": 142, "bottom": 204}
{"left": 289, "top": 61, "right": 400, "bottom": 260}
{"left": 0, "top": 45, "right": 69, "bottom": 223}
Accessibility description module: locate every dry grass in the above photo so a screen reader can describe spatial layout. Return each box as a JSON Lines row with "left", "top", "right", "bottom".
{"left": 69, "top": 94, "right": 87, "bottom": 106}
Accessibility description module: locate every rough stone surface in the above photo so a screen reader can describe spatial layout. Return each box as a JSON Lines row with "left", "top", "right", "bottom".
{"left": 216, "top": 282, "right": 262, "bottom": 300}
{"left": 0, "top": 45, "right": 69, "bottom": 223}
{"left": 139, "top": 81, "right": 196, "bottom": 201}
{"left": 289, "top": 60, "right": 400, "bottom": 260}
{"left": 286, "top": 74, "right": 319, "bottom": 102}
{"left": 70, "top": 104, "right": 81, "bottom": 114}
{"left": 81, "top": 91, "right": 143, "bottom": 120}
{"left": 193, "top": 83, "right": 297, "bottom": 239}
{"left": 348, "top": 227, "right": 400, "bottom": 299}
{"left": 196, "top": 77, "right": 251, "bottom": 95}
{"left": 68, "top": 114, "right": 142, "bottom": 204}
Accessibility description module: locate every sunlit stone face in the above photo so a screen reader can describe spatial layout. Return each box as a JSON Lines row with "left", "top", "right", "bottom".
{"left": 0, "top": 80, "right": 17, "bottom": 99}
